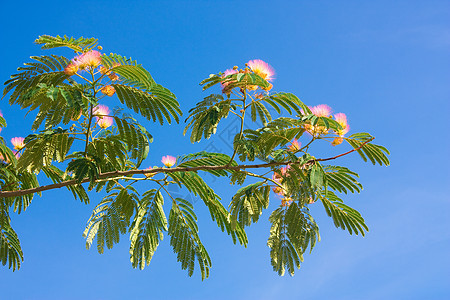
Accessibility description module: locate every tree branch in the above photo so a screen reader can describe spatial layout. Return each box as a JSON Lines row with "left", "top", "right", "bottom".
{"left": 0, "top": 138, "right": 374, "bottom": 198}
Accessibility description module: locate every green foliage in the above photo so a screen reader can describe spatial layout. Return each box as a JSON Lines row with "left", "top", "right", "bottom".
{"left": 113, "top": 84, "right": 181, "bottom": 124}
{"left": 0, "top": 222, "right": 23, "bottom": 271}
{"left": 319, "top": 191, "right": 369, "bottom": 236}
{"left": 346, "top": 133, "right": 390, "bottom": 166}
{"left": 168, "top": 198, "right": 211, "bottom": 280}
{"left": 102, "top": 54, "right": 155, "bottom": 90}
{"left": 0, "top": 35, "right": 390, "bottom": 278}
{"left": 83, "top": 186, "right": 138, "bottom": 253}
{"left": 177, "top": 151, "right": 237, "bottom": 176}
{"left": 130, "top": 190, "right": 167, "bottom": 270}
{"left": 113, "top": 116, "right": 152, "bottom": 167}
{"left": 18, "top": 128, "right": 74, "bottom": 173}
{"left": 169, "top": 171, "right": 248, "bottom": 246}
{"left": 41, "top": 166, "right": 89, "bottom": 204}
{"left": 35, "top": 35, "right": 98, "bottom": 52}
{"left": 184, "top": 94, "right": 233, "bottom": 142}
{"left": 229, "top": 181, "right": 270, "bottom": 228}
{"left": 267, "top": 203, "right": 320, "bottom": 276}
{"left": 324, "top": 166, "right": 362, "bottom": 194}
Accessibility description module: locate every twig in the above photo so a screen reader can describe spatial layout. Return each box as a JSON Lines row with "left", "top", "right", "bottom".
{"left": 0, "top": 137, "right": 374, "bottom": 198}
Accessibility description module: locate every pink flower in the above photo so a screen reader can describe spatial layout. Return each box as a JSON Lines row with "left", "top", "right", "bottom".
{"left": 97, "top": 116, "right": 113, "bottom": 129}
{"left": 11, "top": 137, "right": 25, "bottom": 150}
{"left": 247, "top": 59, "right": 275, "bottom": 82}
{"left": 64, "top": 63, "right": 79, "bottom": 76}
{"left": 310, "top": 104, "right": 332, "bottom": 117}
{"left": 94, "top": 105, "right": 110, "bottom": 117}
{"left": 288, "top": 138, "right": 301, "bottom": 152}
{"left": 0, "top": 110, "right": 3, "bottom": 133}
{"left": 94, "top": 105, "right": 113, "bottom": 129}
{"left": 161, "top": 155, "right": 176, "bottom": 167}
{"left": 334, "top": 113, "right": 349, "bottom": 136}
{"left": 73, "top": 50, "right": 102, "bottom": 69}
{"left": 280, "top": 165, "right": 290, "bottom": 176}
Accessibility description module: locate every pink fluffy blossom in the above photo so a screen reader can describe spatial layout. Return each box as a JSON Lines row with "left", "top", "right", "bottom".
{"left": 73, "top": 50, "right": 102, "bottom": 69}
{"left": 288, "top": 139, "right": 301, "bottom": 152}
{"left": 334, "top": 113, "right": 350, "bottom": 136}
{"left": 11, "top": 137, "right": 25, "bottom": 150}
{"left": 162, "top": 155, "right": 176, "bottom": 168}
{"left": 247, "top": 59, "right": 275, "bottom": 82}
{"left": 94, "top": 105, "right": 113, "bottom": 129}
{"left": 310, "top": 104, "right": 332, "bottom": 117}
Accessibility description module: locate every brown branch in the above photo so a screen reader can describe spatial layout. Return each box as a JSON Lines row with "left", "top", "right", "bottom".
{"left": 0, "top": 137, "right": 374, "bottom": 198}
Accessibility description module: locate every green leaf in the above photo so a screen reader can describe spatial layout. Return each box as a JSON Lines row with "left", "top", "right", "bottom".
{"left": 83, "top": 187, "right": 138, "bottom": 253}
{"left": 130, "top": 190, "right": 167, "bottom": 270}
{"left": 184, "top": 94, "right": 232, "bottom": 142}
{"left": 229, "top": 182, "right": 270, "bottom": 228}
{"left": 345, "top": 133, "right": 390, "bottom": 166}
{"left": 169, "top": 198, "right": 211, "bottom": 280}
{"left": 319, "top": 191, "right": 369, "bottom": 236}
{"left": 267, "top": 203, "right": 319, "bottom": 276}
{"left": 113, "top": 84, "right": 181, "bottom": 124}
{"left": 35, "top": 35, "right": 98, "bottom": 52}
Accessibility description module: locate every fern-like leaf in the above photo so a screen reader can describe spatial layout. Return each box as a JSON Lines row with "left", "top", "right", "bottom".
{"left": 35, "top": 35, "right": 98, "bottom": 52}
{"left": 129, "top": 189, "right": 167, "bottom": 270}
{"left": 168, "top": 198, "right": 211, "bottom": 280}
{"left": 319, "top": 191, "right": 369, "bottom": 236}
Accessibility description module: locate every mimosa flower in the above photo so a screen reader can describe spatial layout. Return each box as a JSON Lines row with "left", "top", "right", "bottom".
{"left": 288, "top": 139, "right": 301, "bottom": 152}
{"left": 97, "top": 116, "right": 113, "bottom": 129}
{"left": 308, "top": 197, "right": 315, "bottom": 204}
{"left": 0, "top": 110, "right": 3, "bottom": 133}
{"left": 73, "top": 50, "right": 102, "bottom": 69}
{"left": 100, "top": 85, "right": 116, "bottom": 96}
{"left": 162, "top": 155, "right": 176, "bottom": 167}
{"left": 94, "top": 105, "right": 110, "bottom": 117}
{"left": 334, "top": 113, "right": 349, "bottom": 136}
{"left": 94, "top": 105, "right": 113, "bottom": 129}
{"left": 64, "top": 63, "right": 79, "bottom": 76}
{"left": 247, "top": 59, "right": 275, "bottom": 82}
{"left": 310, "top": 104, "right": 332, "bottom": 117}
{"left": 11, "top": 137, "right": 25, "bottom": 150}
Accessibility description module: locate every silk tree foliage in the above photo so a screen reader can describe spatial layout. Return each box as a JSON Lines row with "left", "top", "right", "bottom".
{"left": 0, "top": 35, "right": 389, "bottom": 279}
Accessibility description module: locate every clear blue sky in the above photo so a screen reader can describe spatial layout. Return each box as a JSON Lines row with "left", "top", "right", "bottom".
{"left": 1, "top": 1, "right": 449, "bottom": 299}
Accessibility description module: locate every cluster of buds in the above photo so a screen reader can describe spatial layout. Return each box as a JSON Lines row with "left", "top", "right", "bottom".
{"left": 303, "top": 104, "right": 350, "bottom": 145}
{"left": 220, "top": 59, "right": 275, "bottom": 95}
{"left": 272, "top": 165, "right": 292, "bottom": 206}
{"left": 100, "top": 85, "right": 115, "bottom": 97}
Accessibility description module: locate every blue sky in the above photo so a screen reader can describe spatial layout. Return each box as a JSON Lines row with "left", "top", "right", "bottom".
{"left": 0, "top": 0, "right": 449, "bottom": 299}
